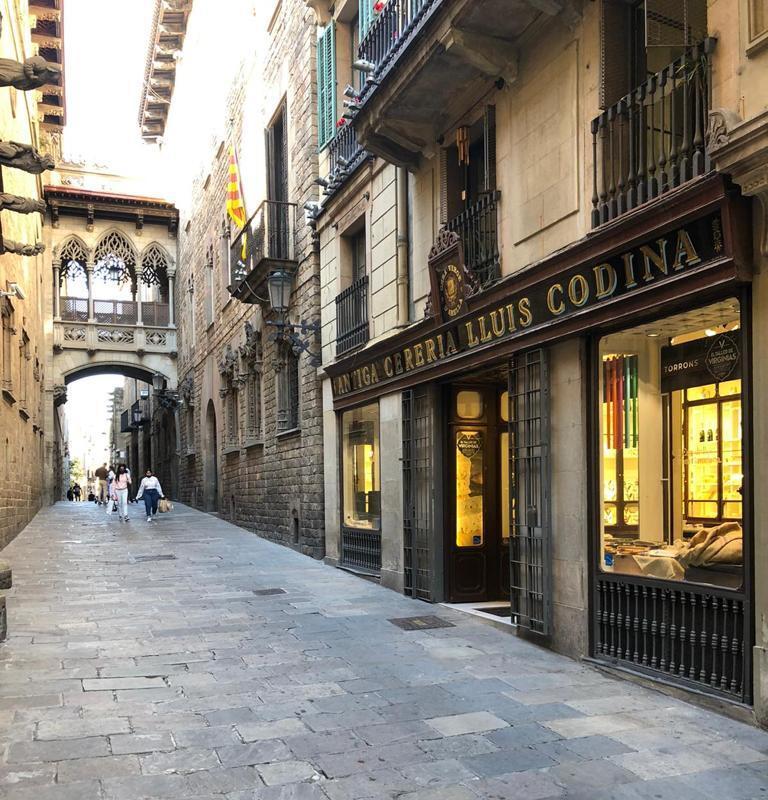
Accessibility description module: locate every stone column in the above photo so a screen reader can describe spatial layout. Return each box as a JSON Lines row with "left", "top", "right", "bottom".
{"left": 53, "top": 265, "right": 61, "bottom": 320}
{"left": 86, "top": 262, "right": 94, "bottom": 323}
{"left": 167, "top": 270, "right": 176, "bottom": 328}
{"left": 135, "top": 265, "right": 144, "bottom": 326}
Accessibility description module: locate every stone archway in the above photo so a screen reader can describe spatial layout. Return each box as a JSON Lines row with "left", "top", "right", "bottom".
{"left": 203, "top": 399, "right": 219, "bottom": 512}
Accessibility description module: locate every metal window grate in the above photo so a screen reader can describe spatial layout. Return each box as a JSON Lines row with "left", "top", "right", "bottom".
{"left": 446, "top": 192, "right": 500, "bottom": 288}
{"left": 595, "top": 575, "right": 747, "bottom": 701}
{"left": 336, "top": 275, "right": 369, "bottom": 356}
{"left": 341, "top": 526, "right": 381, "bottom": 573}
{"left": 403, "top": 387, "right": 434, "bottom": 600}
{"left": 509, "top": 349, "right": 552, "bottom": 636}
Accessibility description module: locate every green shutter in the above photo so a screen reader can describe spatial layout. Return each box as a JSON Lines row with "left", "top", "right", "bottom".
{"left": 317, "top": 22, "right": 336, "bottom": 150}
{"left": 360, "top": 0, "right": 374, "bottom": 37}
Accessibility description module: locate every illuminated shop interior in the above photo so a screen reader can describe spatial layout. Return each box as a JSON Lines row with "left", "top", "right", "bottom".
{"left": 341, "top": 404, "right": 381, "bottom": 530}
{"left": 598, "top": 298, "right": 743, "bottom": 589}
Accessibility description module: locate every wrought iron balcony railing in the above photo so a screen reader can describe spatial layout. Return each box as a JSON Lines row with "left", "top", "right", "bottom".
{"left": 230, "top": 200, "right": 298, "bottom": 291}
{"left": 591, "top": 38, "right": 716, "bottom": 228}
{"left": 325, "top": 124, "right": 370, "bottom": 199}
{"left": 358, "top": 0, "right": 440, "bottom": 102}
{"left": 60, "top": 297, "right": 169, "bottom": 327}
{"left": 446, "top": 191, "right": 501, "bottom": 288}
{"left": 336, "top": 275, "right": 369, "bottom": 356}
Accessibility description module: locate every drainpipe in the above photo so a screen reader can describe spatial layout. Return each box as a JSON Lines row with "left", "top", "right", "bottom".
{"left": 396, "top": 166, "right": 410, "bottom": 327}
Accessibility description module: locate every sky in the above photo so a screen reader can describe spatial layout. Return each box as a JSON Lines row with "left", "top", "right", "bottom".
{"left": 62, "top": 1, "right": 158, "bottom": 466}
{"left": 62, "top": 0, "right": 159, "bottom": 179}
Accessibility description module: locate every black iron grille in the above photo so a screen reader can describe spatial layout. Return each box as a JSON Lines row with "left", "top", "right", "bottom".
{"left": 341, "top": 526, "right": 381, "bottom": 573}
{"left": 595, "top": 576, "right": 747, "bottom": 701}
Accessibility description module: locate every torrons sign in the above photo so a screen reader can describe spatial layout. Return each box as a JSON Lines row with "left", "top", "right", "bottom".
{"left": 331, "top": 212, "right": 726, "bottom": 399}
{"left": 661, "top": 331, "right": 741, "bottom": 393}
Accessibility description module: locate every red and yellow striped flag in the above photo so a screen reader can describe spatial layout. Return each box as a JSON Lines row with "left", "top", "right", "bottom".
{"left": 226, "top": 146, "right": 246, "bottom": 230}
{"left": 226, "top": 146, "right": 247, "bottom": 261}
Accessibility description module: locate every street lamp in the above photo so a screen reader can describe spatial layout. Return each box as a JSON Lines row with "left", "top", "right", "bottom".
{"left": 152, "top": 373, "right": 165, "bottom": 392}
{"left": 264, "top": 269, "right": 321, "bottom": 367}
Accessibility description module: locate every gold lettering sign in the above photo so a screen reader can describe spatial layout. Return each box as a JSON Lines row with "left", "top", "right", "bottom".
{"left": 330, "top": 215, "right": 718, "bottom": 399}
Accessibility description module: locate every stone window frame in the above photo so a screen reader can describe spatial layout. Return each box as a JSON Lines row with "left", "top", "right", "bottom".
{"left": 1, "top": 299, "right": 16, "bottom": 403}
{"left": 747, "top": 0, "right": 768, "bottom": 56}
{"left": 18, "top": 329, "right": 30, "bottom": 416}
{"left": 204, "top": 240, "right": 215, "bottom": 330}
{"left": 276, "top": 344, "right": 300, "bottom": 435}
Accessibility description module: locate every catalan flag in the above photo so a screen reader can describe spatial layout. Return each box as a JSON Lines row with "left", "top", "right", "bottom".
{"left": 226, "top": 146, "right": 247, "bottom": 230}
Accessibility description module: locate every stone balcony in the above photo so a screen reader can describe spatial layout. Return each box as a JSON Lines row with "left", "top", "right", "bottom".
{"left": 54, "top": 297, "right": 177, "bottom": 355}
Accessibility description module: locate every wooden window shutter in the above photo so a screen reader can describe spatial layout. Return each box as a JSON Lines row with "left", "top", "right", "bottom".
{"left": 278, "top": 98, "right": 288, "bottom": 201}
{"left": 645, "top": 0, "right": 706, "bottom": 47}
{"left": 317, "top": 23, "right": 336, "bottom": 150}
{"left": 483, "top": 104, "right": 497, "bottom": 193}
{"left": 360, "top": 0, "right": 374, "bottom": 37}
{"left": 599, "top": 0, "right": 630, "bottom": 110}
{"left": 439, "top": 147, "right": 448, "bottom": 226}
{"left": 265, "top": 124, "right": 277, "bottom": 202}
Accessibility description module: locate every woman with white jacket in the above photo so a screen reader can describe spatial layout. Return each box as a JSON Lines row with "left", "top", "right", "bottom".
{"left": 135, "top": 469, "right": 165, "bottom": 522}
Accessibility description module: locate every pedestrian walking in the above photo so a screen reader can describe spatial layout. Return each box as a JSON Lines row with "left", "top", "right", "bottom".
{"left": 72, "top": 483, "right": 82, "bottom": 501}
{"left": 111, "top": 465, "right": 131, "bottom": 522}
{"left": 107, "top": 465, "right": 115, "bottom": 503}
{"left": 66, "top": 487, "right": 74, "bottom": 501}
{"left": 94, "top": 463, "right": 108, "bottom": 505}
{"left": 135, "top": 469, "right": 164, "bottom": 523}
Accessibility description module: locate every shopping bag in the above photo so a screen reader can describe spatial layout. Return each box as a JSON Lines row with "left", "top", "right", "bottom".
{"left": 158, "top": 498, "right": 173, "bottom": 513}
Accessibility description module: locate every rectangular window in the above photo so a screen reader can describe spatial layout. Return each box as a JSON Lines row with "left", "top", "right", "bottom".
{"left": 2, "top": 301, "right": 13, "bottom": 392}
{"left": 351, "top": 228, "right": 366, "bottom": 283}
{"left": 317, "top": 22, "right": 336, "bottom": 150}
{"left": 204, "top": 243, "right": 214, "bottom": 327}
{"left": 277, "top": 350, "right": 299, "bottom": 432}
{"left": 598, "top": 298, "right": 744, "bottom": 590}
{"left": 19, "top": 330, "right": 29, "bottom": 408}
{"left": 226, "top": 388, "right": 239, "bottom": 448}
{"left": 246, "top": 370, "right": 262, "bottom": 440}
{"left": 342, "top": 403, "right": 381, "bottom": 530}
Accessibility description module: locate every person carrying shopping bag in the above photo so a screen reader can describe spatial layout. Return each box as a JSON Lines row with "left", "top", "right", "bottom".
{"left": 135, "top": 469, "right": 164, "bottom": 523}
{"left": 112, "top": 465, "right": 131, "bottom": 522}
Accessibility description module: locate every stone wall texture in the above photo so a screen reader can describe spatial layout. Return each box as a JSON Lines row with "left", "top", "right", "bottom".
{"left": 170, "top": 0, "right": 325, "bottom": 558}
{"left": 0, "top": 2, "right": 52, "bottom": 549}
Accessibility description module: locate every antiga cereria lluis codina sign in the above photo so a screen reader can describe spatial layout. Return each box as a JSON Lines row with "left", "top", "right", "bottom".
{"left": 331, "top": 212, "right": 725, "bottom": 398}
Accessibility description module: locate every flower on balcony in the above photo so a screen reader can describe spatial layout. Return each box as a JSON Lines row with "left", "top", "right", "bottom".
{"left": 336, "top": 118, "right": 346, "bottom": 128}
{"left": 373, "top": 1, "right": 385, "bottom": 12}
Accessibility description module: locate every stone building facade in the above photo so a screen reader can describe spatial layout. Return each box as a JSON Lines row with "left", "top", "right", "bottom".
{"left": 156, "top": 0, "right": 325, "bottom": 557}
{"left": 316, "top": 0, "right": 768, "bottom": 720}
{"left": 0, "top": 2, "right": 61, "bottom": 547}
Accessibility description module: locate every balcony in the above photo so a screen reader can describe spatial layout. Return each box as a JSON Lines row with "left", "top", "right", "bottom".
{"left": 591, "top": 39, "right": 716, "bottom": 228}
{"left": 353, "top": 0, "right": 567, "bottom": 167}
{"left": 55, "top": 297, "right": 176, "bottom": 354}
{"left": 323, "top": 124, "right": 371, "bottom": 201}
{"left": 229, "top": 200, "right": 298, "bottom": 304}
{"left": 335, "top": 275, "right": 369, "bottom": 356}
{"left": 446, "top": 192, "right": 500, "bottom": 287}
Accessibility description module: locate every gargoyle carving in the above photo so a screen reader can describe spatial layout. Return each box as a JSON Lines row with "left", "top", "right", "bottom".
{"left": 0, "top": 56, "right": 61, "bottom": 90}
{"left": 178, "top": 375, "right": 194, "bottom": 406}
{"left": 0, "top": 141, "right": 55, "bottom": 174}
{"left": 218, "top": 344, "right": 238, "bottom": 382}
{"left": 1, "top": 239, "right": 45, "bottom": 256}
{"left": 0, "top": 193, "right": 45, "bottom": 215}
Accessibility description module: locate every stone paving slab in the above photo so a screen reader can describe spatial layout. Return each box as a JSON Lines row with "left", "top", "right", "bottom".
{"left": 0, "top": 502, "right": 767, "bottom": 799}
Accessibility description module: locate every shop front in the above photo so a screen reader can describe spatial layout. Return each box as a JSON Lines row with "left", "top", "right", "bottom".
{"left": 327, "top": 174, "right": 753, "bottom": 702}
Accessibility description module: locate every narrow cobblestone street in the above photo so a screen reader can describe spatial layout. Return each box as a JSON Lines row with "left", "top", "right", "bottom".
{"left": 0, "top": 503, "right": 766, "bottom": 800}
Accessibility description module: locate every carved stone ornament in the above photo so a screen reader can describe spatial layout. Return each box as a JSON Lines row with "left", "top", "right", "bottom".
{"left": 707, "top": 108, "right": 742, "bottom": 151}
{"left": 178, "top": 375, "right": 194, "bottom": 406}
{"left": 0, "top": 141, "right": 55, "bottom": 174}
{"left": 2, "top": 239, "right": 45, "bottom": 256}
{"left": 0, "top": 56, "right": 61, "bottom": 91}
{"left": 53, "top": 385, "right": 67, "bottom": 406}
{"left": 428, "top": 227, "right": 462, "bottom": 261}
{"left": 0, "top": 193, "right": 45, "bottom": 215}
{"left": 239, "top": 321, "right": 262, "bottom": 366}
{"left": 218, "top": 344, "right": 238, "bottom": 383}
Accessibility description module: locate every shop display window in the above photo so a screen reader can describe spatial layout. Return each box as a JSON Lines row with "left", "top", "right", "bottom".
{"left": 455, "top": 428, "right": 484, "bottom": 547}
{"left": 598, "top": 299, "right": 744, "bottom": 590}
{"left": 341, "top": 403, "right": 381, "bottom": 530}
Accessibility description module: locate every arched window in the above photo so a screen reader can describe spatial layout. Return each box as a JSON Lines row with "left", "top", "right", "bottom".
{"left": 140, "top": 243, "right": 171, "bottom": 287}
{"left": 57, "top": 237, "right": 88, "bottom": 283}
{"left": 94, "top": 231, "right": 136, "bottom": 285}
